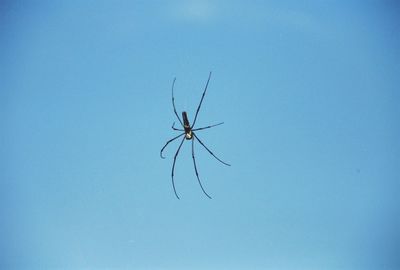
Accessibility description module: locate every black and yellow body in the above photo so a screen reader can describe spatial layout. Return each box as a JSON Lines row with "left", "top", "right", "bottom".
{"left": 182, "top": 111, "right": 193, "bottom": 140}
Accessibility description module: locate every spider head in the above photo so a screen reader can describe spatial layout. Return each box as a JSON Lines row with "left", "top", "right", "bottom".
{"left": 185, "top": 130, "right": 193, "bottom": 140}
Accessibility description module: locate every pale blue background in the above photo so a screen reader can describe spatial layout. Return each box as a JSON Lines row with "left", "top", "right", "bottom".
{"left": 1, "top": 1, "right": 399, "bottom": 269}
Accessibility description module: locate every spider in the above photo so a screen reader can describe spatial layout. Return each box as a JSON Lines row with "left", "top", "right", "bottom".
{"left": 160, "top": 72, "right": 230, "bottom": 199}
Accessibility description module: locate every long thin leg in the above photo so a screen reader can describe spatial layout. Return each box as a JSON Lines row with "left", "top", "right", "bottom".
{"left": 172, "top": 78, "right": 184, "bottom": 127}
{"left": 192, "top": 72, "right": 212, "bottom": 128}
{"left": 171, "top": 137, "right": 185, "bottom": 199}
{"left": 193, "top": 133, "right": 231, "bottom": 166}
{"left": 171, "top": 122, "right": 184, "bottom": 131}
{"left": 160, "top": 133, "right": 185, "bottom": 159}
{"left": 192, "top": 138, "right": 212, "bottom": 199}
{"left": 192, "top": 122, "right": 224, "bottom": 131}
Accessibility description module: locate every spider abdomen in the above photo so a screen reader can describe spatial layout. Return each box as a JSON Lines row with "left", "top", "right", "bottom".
{"left": 182, "top": 111, "right": 193, "bottom": 139}
{"left": 182, "top": 111, "right": 190, "bottom": 127}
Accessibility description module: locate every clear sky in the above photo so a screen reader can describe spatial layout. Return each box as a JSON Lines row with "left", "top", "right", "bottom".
{"left": 1, "top": 1, "right": 399, "bottom": 269}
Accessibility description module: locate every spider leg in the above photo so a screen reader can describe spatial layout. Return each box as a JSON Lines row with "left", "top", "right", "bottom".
{"left": 192, "top": 138, "right": 212, "bottom": 199}
{"left": 160, "top": 133, "right": 185, "bottom": 159}
{"left": 192, "top": 122, "right": 224, "bottom": 131}
{"left": 171, "top": 136, "right": 186, "bottom": 199}
{"left": 171, "top": 122, "right": 184, "bottom": 131}
{"left": 193, "top": 133, "right": 231, "bottom": 166}
{"left": 192, "top": 72, "right": 212, "bottom": 128}
{"left": 172, "top": 78, "right": 184, "bottom": 127}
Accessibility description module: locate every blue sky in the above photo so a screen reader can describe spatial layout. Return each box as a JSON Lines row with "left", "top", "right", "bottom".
{"left": 1, "top": 1, "right": 399, "bottom": 269}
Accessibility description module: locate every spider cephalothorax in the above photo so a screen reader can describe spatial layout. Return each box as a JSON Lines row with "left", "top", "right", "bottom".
{"left": 160, "top": 72, "right": 230, "bottom": 199}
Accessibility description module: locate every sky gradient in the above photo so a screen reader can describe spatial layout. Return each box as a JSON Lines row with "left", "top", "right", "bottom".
{"left": 1, "top": 1, "right": 399, "bottom": 269}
